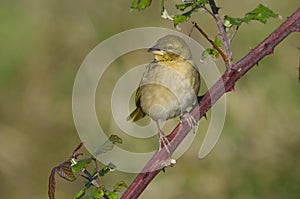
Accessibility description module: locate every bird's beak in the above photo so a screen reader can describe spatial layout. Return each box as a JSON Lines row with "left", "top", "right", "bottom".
{"left": 148, "top": 46, "right": 166, "bottom": 55}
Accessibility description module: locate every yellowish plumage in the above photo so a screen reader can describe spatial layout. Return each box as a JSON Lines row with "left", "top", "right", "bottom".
{"left": 127, "top": 35, "right": 201, "bottom": 153}
{"left": 128, "top": 35, "right": 200, "bottom": 122}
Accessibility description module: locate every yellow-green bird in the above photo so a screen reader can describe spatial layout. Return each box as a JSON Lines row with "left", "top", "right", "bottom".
{"left": 127, "top": 35, "right": 201, "bottom": 153}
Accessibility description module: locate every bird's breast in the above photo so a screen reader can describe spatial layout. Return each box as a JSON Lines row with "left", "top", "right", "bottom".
{"left": 139, "top": 61, "right": 200, "bottom": 121}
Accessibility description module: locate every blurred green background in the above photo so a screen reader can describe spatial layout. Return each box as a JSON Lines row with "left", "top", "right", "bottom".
{"left": 0, "top": 0, "right": 299, "bottom": 198}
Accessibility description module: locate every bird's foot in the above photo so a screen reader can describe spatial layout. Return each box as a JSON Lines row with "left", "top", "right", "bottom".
{"left": 158, "top": 132, "right": 171, "bottom": 155}
{"left": 180, "top": 112, "right": 197, "bottom": 133}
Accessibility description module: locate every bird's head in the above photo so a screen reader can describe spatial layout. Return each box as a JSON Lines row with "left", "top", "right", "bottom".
{"left": 148, "top": 35, "right": 192, "bottom": 61}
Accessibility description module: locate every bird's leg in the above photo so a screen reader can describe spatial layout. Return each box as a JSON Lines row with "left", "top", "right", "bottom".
{"left": 180, "top": 95, "right": 207, "bottom": 133}
{"left": 156, "top": 121, "right": 171, "bottom": 155}
{"left": 180, "top": 112, "right": 197, "bottom": 133}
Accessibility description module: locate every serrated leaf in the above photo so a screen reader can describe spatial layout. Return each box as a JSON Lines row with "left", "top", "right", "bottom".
{"left": 224, "top": 4, "right": 278, "bottom": 28}
{"left": 131, "top": 0, "right": 152, "bottom": 11}
{"left": 72, "top": 158, "right": 93, "bottom": 174}
{"left": 244, "top": 4, "right": 278, "bottom": 24}
{"left": 57, "top": 161, "right": 76, "bottom": 182}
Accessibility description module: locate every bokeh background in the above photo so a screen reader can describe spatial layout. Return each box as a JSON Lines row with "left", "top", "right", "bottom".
{"left": 0, "top": 0, "right": 299, "bottom": 198}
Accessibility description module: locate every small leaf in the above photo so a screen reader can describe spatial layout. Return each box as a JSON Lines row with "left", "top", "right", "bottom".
{"left": 131, "top": 0, "right": 152, "bottom": 11}
{"left": 57, "top": 161, "right": 76, "bottom": 182}
{"left": 72, "top": 158, "right": 93, "bottom": 174}
{"left": 105, "top": 191, "right": 119, "bottom": 199}
{"left": 90, "top": 186, "right": 105, "bottom": 199}
{"left": 174, "top": 14, "right": 190, "bottom": 26}
{"left": 224, "top": 15, "right": 243, "bottom": 27}
{"left": 108, "top": 135, "right": 122, "bottom": 144}
{"left": 175, "top": 3, "right": 193, "bottom": 11}
{"left": 99, "top": 163, "right": 117, "bottom": 176}
{"left": 201, "top": 48, "right": 219, "bottom": 60}
{"left": 214, "top": 36, "right": 222, "bottom": 47}
{"left": 244, "top": 4, "right": 278, "bottom": 24}
{"left": 73, "top": 187, "right": 87, "bottom": 199}
{"left": 113, "top": 181, "right": 128, "bottom": 191}
{"left": 224, "top": 4, "right": 278, "bottom": 29}
{"left": 196, "top": 0, "right": 208, "bottom": 4}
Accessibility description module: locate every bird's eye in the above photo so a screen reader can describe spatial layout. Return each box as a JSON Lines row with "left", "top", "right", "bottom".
{"left": 166, "top": 45, "right": 173, "bottom": 50}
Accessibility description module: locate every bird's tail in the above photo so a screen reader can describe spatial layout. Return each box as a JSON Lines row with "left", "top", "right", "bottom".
{"left": 127, "top": 107, "right": 145, "bottom": 122}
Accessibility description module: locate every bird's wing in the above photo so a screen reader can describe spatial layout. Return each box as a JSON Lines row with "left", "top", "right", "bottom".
{"left": 126, "top": 86, "right": 146, "bottom": 122}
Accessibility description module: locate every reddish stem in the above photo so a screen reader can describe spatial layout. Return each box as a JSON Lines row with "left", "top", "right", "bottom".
{"left": 192, "top": 22, "right": 228, "bottom": 65}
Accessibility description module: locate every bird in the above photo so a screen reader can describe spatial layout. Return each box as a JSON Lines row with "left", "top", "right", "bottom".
{"left": 127, "top": 35, "right": 201, "bottom": 154}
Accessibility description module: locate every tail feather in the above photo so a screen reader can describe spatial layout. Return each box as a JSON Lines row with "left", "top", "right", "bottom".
{"left": 127, "top": 107, "right": 146, "bottom": 122}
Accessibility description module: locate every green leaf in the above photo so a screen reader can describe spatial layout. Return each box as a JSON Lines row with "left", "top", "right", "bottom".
{"left": 113, "top": 181, "right": 128, "bottom": 191}
{"left": 105, "top": 191, "right": 119, "bottom": 199}
{"left": 174, "top": 14, "right": 190, "bottom": 26}
{"left": 91, "top": 186, "right": 105, "bottom": 199}
{"left": 201, "top": 48, "right": 219, "bottom": 60}
{"left": 173, "top": 3, "right": 201, "bottom": 26}
{"left": 175, "top": 3, "right": 194, "bottom": 11}
{"left": 108, "top": 135, "right": 122, "bottom": 144}
{"left": 98, "top": 163, "right": 117, "bottom": 176}
{"left": 131, "top": 0, "right": 152, "bottom": 11}
{"left": 214, "top": 36, "right": 222, "bottom": 47}
{"left": 81, "top": 195, "right": 93, "bottom": 199}
{"left": 175, "top": 0, "right": 207, "bottom": 12}
{"left": 73, "top": 187, "right": 87, "bottom": 199}
{"left": 72, "top": 158, "right": 93, "bottom": 174}
{"left": 224, "top": 15, "right": 243, "bottom": 27}
{"left": 224, "top": 4, "right": 278, "bottom": 28}
{"left": 161, "top": 0, "right": 165, "bottom": 13}
{"left": 244, "top": 4, "right": 278, "bottom": 24}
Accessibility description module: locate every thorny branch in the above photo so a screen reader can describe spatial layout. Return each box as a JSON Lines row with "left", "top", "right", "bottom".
{"left": 121, "top": 7, "right": 300, "bottom": 199}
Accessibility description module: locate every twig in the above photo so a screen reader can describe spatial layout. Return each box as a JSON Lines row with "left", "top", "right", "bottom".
{"left": 188, "top": 23, "right": 195, "bottom": 37}
{"left": 208, "top": 0, "right": 233, "bottom": 69}
{"left": 298, "top": 54, "right": 300, "bottom": 84}
{"left": 121, "top": 8, "right": 300, "bottom": 199}
{"left": 208, "top": 0, "right": 219, "bottom": 14}
{"left": 229, "top": 26, "right": 239, "bottom": 42}
{"left": 93, "top": 158, "right": 103, "bottom": 187}
{"left": 192, "top": 22, "right": 227, "bottom": 64}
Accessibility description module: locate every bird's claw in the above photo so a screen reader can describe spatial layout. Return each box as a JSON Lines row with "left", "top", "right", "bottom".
{"left": 180, "top": 112, "right": 198, "bottom": 133}
{"left": 158, "top": 133, "right": 171, "bottom": 155}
